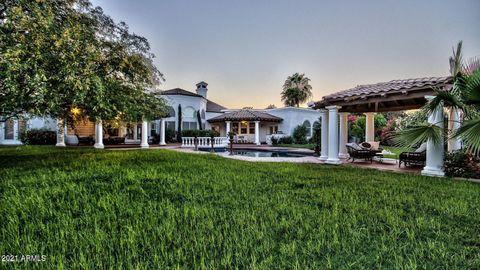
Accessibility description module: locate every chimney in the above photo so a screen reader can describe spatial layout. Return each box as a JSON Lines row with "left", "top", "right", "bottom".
{"left": 196, "top": 81, "right": 208, "bottom": 98}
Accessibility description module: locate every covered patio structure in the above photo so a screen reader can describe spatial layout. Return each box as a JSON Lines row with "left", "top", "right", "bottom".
{"left": 207, "top": 109, "right": 283, "bottom": 145}
{"left": 312, "top": 76, "right": 460, "bottom": 177}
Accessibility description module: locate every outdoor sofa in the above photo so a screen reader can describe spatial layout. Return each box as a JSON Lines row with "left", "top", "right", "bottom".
{"left": 399, "top": 143, "right": 427, "bottom": 167}
{"left": 346, "top": 142, "right": 378, "bottom": 163}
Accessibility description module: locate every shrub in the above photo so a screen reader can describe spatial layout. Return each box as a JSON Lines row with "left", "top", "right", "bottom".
{"left": 445, "top": 150, "right": 480, "bottom": 179}
{"left": 181, "top": 129, "right": 218, "bottom": 137}
{"left": 278, "top": 136, "right": 293, "bottom": 144}
{"left": 379, "top": 117, "right": 398, "bottom": 146}
{"left": 310, "top": 119, "right": 321, "bottom": 146}
{"left": 292, "top": 125, "right": 308, "bottom": 144}
{"left": 165, "top": 129, "right": 176, "bottom": 143}
{"left": 181, "top": 129, "right": 199, "bottom": 137}
{"left": 20, "top": 128, "right": 56, "bottom": 145}
{"left": 270, "top": 136, "right": 279, "bottom": 145}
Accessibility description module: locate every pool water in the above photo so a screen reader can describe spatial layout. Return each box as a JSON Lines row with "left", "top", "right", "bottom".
{"left": 229, "top": 149, "right": 309, "bottom": 158}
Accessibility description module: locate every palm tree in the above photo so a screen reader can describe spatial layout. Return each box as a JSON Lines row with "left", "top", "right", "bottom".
{"left": 397, "top": 41, "right": 480, "bottom": 155}
{"left": 281, "top": 73, "right": 313, "bottom": 107}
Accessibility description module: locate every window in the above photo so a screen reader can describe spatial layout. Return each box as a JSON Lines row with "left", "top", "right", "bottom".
{"left": 4, "top": 119, "right": 14, "bottom": 140}
{"left": 303, "top": 120, "right": 312, "bottom": 136}
{"left": 166, "top": 121, "right": 176, "bottom": 131}
{"left": 182, "top": 121, "right": 197, "bottom": 130}
{"left": 269, "top": 125, "right": 278, "bottom": 135}
{"left": 232, "top": 122, "right": 239, "bottom": 134}
{"left": 167, "top": 106, "right": 175, "bottom": 118}
{"left": 201, "top": 109, "right": 206, "bottom": 119}
{"left": 183, "top": 107, "right": 196, "bottom": 118}
{"left": 150, "top": 123, "right": 157, "bottom": 136}
{"left": 248, "top": 122, "right": 255, "bottom": 134}
{"left": 18, "top": 119, "right": 26, "bottom": 137}
{"left": 240, "top": 122, "right": 248, "bottom": 134}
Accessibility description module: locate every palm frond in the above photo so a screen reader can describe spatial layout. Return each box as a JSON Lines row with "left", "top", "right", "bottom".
{"left": 449, "top": 41, "right": 463, "bottom": 80}
{"left": 462, "top": 56, "right": 480, "bottom": 75}
{"left": 453, "top": 118, "right": 480, "bottom": 156}
{"left": 394, "top": 124, "right": 443, "bottom": 148}
{"left": 465, "top": 70, "right": 480, "bottom": 106}
{"left": 425, "top": 89, "right": 463, "bottom": 114}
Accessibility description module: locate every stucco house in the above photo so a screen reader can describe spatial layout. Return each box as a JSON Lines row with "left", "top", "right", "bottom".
{"left": 0, "top": 81, "right": 320, "bottom": 147}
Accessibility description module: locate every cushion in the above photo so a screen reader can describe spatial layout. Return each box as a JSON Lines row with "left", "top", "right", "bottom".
{"left": 415, "top": 142, "right": 427, "bottom": 153}
{"left": 360, "top": 142, "right": 371, "bottom": 150}
{"left": 368, "top": 141, "right": 380, "bottom": 150}
{"left": 65, "top": 135, "right": 79, "bottom": 145}
{"left": 347, "top": 143, "right": 363, "bottom": 150}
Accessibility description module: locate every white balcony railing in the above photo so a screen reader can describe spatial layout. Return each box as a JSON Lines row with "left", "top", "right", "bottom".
{"left": 181, "top": 137, "right": 228, "bottom": 148}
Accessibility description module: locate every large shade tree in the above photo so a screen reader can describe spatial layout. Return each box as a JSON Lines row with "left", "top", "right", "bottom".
{"left": 281, "top": 73, "right": 313, "bottom": 107}
{"left": 397, "top": 41, "right": 480, "bottom": 155}
{"left": 0, "top": 0, "right": 167, "bottom": 125}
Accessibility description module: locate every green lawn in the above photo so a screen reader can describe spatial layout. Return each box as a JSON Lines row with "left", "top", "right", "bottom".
{"left": 382, "top": 146, "right": 416, "bottom": 159}
{"left": 0, "top": 146, "right": 479, "bottom": 269}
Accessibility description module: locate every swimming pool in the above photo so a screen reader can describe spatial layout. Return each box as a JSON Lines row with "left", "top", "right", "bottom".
{"left": 228, "top": 149, "right": 311, "bottom": 158}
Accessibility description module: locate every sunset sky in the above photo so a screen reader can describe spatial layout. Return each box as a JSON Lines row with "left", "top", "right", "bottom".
{"left": 91, "top": 0, "right": 480, "bottom": 109}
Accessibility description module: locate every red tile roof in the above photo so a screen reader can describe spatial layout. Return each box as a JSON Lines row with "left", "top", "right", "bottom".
{"left": 207, "top": 110, "right": 283, "bottom": 123}
{"left": 319, "top": 76, "right": 452, "bottom": 102}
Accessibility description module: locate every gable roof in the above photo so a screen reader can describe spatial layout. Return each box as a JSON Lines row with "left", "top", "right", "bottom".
{"left": 314, "top": 76, "right": 452, "bottom": 112}
{"left": 207, "top": 109, "right": 283, "bottom": 123}
{"left": 160, "top": 88, "right": 227, "bottom": 112}
{"left": 206, "top": 100, "right": 227, "bottom": 113}
{"left": 161, "top": 88, "right": 203, "bottom": 97}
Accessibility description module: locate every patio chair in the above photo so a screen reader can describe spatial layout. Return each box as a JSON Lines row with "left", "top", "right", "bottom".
{"left": 76, "top": 134, "right": 94, "bottom": 145}
{"left": 346, "top": 143, "right": 376, "bottom": 163}
{"left": 399, "top": 143, "right": 427, "bottom": 168}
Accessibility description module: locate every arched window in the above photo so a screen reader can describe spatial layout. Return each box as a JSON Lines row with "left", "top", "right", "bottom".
{"left": 167, "top": 106, "right": 175, "bottom": 118}
{"left": 303, "top": 120, "right": 312, "bottom": 136}
{"left": 183, "top": 106, "right": 196, "bottom": 118}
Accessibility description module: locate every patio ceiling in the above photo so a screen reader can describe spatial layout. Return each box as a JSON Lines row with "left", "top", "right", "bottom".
{"left": 313, "top": 76, "right": 453, "bottom": 112}
{"left": 207, "top": 109, "right": 283, "bottom": 123}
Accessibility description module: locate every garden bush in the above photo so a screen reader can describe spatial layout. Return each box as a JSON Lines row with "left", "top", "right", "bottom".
{"left": 278, "top": 135, "right": 293, "bottom": 144}
{"left": 292, "top": 125, "right": 308, "bottom": 144}
{"left": 445, "top": 149, "right": 480, "bottom": 179}
{"left": 270, "top": 136, "right": 279, "bottom": 145}
{"left": 165, "top": 129, "right": 176, "bottom": 143}
{"left": 181, "top": 129, "right": 218, "bottom": 137}
{"left": 20, "top": 128, "right": 56, "bottom": 145}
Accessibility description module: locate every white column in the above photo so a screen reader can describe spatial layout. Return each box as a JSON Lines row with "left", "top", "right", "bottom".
{"left": 13, "top": 120, "right": 19, "bottom": 142}
{"left": 226, "top": 121, "right": 231, "bottom": 134}
{"left": 364, "top": 112, "right": 375, "bottom": 142}
{"left": 338, "top": 112, "right": 349, "bottom": 159}
{"left": 319, "top": 109, "right": 329, "bottom": 161}
{"left": 140, "top": 120, "right": 149, "bottom": 148}
{"left": 133, "top": 124, "right": 138, "bottom": 141}
{"left": 56, "top": 119, "right": 66, "bottom": 147}
{"left": 254, "top": 121, "right": 260, "bottom": 145}
{"left": 421, "top": 96, "right": 445, "bottom": 177}
{"left": 447, "top": 108, "right": 462, "bottom": 151}
{"left": 0, "top": 122, "right": 4, "bottom": 144}
{"left": 159, "top": 119, "right": 166, "bottom": 145}
{"left": 326, "top": 106, "right": 341, "bottom": 164}
{"left": 94, "top": 119, "right": 104, "bottom": 149}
